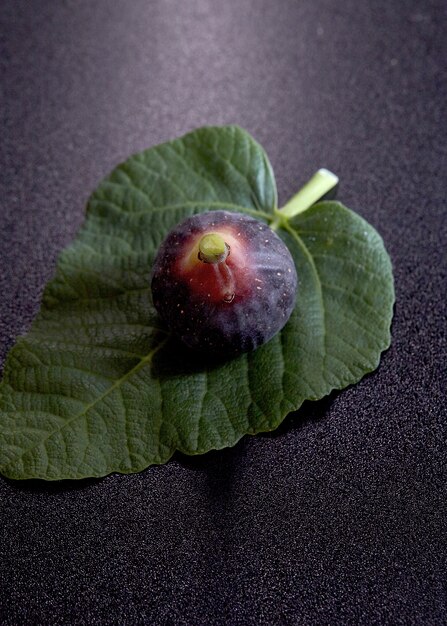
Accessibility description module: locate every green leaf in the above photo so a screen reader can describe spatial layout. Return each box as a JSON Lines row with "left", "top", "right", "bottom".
{"left": 0, "top": 126, "right": 394, "bottom": 480}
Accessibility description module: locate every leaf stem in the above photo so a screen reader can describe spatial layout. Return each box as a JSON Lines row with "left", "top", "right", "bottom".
{"left": 272, "top": 169, "right": 339, "bottom": 228}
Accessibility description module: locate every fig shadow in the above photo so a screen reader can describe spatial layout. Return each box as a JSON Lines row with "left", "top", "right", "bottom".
{"left": 151, "top": 334, "right": 240, "bottom": 378}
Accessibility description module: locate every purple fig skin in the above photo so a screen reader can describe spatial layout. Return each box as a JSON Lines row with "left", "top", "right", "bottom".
{"left": 151, "top": 211, "right": 298, "bottom": 355}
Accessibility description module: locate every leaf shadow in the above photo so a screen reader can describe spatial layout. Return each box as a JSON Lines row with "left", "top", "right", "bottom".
{"left": 1, "top": 476, "right": 103, "bottom": 494}
{"left": 175, "top": 390, "right": 338, "bottom": 492}
{"left": 172, "top": 392, "right": 337, "bottom": 558}
{"left": 258, "top": 390, "right": 339, "bottom": 439}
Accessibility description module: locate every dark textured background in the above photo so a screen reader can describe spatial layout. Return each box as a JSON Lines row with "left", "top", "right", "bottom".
{"left": 0, "top": 0, "right": 446, "bottom": 624}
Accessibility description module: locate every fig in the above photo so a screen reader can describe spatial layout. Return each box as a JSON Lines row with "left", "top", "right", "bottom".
{"left": 151, "top": 211, "right": 298, "bottom": 355}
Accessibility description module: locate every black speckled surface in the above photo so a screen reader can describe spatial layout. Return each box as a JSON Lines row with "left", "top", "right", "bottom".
{"left": 0, "top": 0, "right": 446, "bottom": 624}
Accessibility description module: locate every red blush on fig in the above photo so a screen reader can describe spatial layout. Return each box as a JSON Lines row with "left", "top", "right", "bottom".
{"left": 176, "top": 226, "right": 253, "bottom": 305}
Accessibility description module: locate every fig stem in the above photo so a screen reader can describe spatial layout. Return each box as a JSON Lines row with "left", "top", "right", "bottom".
{"left": 198, "top": 233, "right": 235, "bottom": 302}
{"left": 198, "top": 233, "right": 229, "bottom": 264}
{"left": 271, "top": 169, "right": 339, "bottom": 229}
